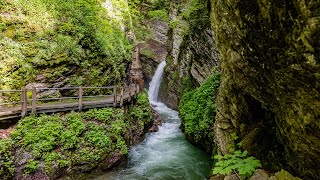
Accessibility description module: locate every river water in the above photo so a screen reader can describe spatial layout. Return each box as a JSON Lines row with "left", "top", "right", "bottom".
{"left": 92, "top": 61, "right": 212, "bottom": 180}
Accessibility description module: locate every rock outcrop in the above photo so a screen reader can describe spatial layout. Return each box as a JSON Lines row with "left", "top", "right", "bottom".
{"left": 210, "top": 169, "right": 301, "bottom": 180}
{"left": 210, "top": 0, "right": 320, "bottom": 179}
{"left": 130, "top": 46, "right": 144, "bottom": 89}
{"left": 138, "top": 19, "right": 169, "bottom": 88}
{"left": 159, "top": 0, "right": 220, "bottom": 109}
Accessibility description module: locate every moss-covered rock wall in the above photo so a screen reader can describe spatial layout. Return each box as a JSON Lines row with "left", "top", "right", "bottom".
{"left": 0, "top": 0, "right": 137, "bottom": 91}
{"left": 210, "top": 0, "right": 320, "bottom": 179}
{"left": 159, "top": 0, "right": 220, "bottom": 109}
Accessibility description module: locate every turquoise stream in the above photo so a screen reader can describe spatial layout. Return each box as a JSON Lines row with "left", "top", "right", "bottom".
{"left": 91, "top": 102, "right": 212, "bottom": 180}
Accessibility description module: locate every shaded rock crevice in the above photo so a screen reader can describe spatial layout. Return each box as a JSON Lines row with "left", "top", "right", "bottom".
{"left": 210, "top": 0, "right": 320, "bottom": 179}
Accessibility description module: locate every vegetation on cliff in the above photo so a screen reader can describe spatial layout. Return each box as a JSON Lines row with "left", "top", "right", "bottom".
{"left": 179, "top": 72, "right": 220, "bottom": 153}
{"left": 0, "top": 92, "right": 154, "bottom": 179}
{"left": 0, "top": 0, "right": 140, "bottom": 91}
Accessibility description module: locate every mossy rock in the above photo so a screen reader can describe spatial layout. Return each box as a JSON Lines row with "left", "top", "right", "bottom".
{"left": 210, "top": 0, "right": 320, "bottom": 179}
{"left": 274, "top": 170, "right": 301, "bottom": 180}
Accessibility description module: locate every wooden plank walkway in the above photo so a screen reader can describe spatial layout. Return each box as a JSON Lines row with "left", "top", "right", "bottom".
{"left": 0, "top": 84, "right": 141, "bottom": 121}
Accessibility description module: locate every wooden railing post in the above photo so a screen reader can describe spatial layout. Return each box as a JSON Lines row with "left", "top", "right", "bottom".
{"left": 120, "top": 86, "right": 124, "bottom": 106}
{"left": 113, "top": 86, "right": 117, "bottom": 107}
{"left": 32, "top": 87, "right": 37, "bottom": 114}
{"left": 21, "top": 88, "right": 27, "bottom": 117}
{"left": 79, "top": 87, "right": 83, "bottom": 111}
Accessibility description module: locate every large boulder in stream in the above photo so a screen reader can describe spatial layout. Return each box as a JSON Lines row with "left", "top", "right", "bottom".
{"left": 210, "top": 0, "right": 320, "bottom": 179}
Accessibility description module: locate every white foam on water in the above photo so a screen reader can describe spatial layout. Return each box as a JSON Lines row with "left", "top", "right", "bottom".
{"left": 148, "top": 61, "right": 166, "bottom": 103}
{"left": 93, "top": 61, "right": 211, "bottom": 180}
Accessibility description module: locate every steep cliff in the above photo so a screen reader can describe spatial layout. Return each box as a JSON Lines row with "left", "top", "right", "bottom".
{"left": 138, "top": 19, "right": 168, "bottom": 87}
{"left": 159, "top": 0, "right": 220, "bottom": 109}
{"left": 0, "top": 0, "right": 139, "bottom": 93}
{"left": 210, "top": 0, "right": 320, "bottom": 179}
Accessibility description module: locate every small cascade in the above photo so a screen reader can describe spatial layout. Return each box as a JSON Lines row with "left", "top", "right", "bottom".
{"left": 148, "top": 61, "right": 166, "bottom": 103}
{"left": 93, "top": 60, "right": 211, "bottom": 180}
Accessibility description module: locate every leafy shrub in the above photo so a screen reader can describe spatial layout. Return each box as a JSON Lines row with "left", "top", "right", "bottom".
{"left": 116, "top": 138, "right": 128, "bottom": 155}
{"left": 212, "top": 150, "right": 262, "bottom": 179}
{"left": 82, "top": 108, "right": 113, "bottom": 123}
{"left": 179, "top": 72, "right": 221, "bottom": 143}
{"left": 131, "top": 92, "right": 153, "bottom": 124}
{"left": 85, "top": 123, "right": 111, "bottom": 148}
{"left": 12, "top": 114, "right": 63, "bottom": 158}
{"left": 0, "top": 139, "right": 15, "bottom": 179}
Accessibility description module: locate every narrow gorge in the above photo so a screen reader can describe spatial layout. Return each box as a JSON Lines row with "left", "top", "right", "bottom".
{"left": 1, "top": 0, "right": 319, "bottom": 179}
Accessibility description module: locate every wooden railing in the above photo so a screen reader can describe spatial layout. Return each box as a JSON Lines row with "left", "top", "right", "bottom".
{"left": 0, "top": 84, "right": 140, "bottom": 120}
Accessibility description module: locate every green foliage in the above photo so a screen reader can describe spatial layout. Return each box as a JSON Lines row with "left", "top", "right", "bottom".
{"left": 179, "top": 72, "right": 221, "bottom": 143}
{"left": 85, "top": 123, "right": 111, "bottom": 148}
{"left": 0, "top": 139, "right": 15, "bottom": 179}
{"left": 212, "top": 150, "right": 262, "bottom": 179}
{"left": 82, "top": 108, "right": 114, "bottom": 123}
{"left": 10, "top": 110, "right": 117, "bottom": 174}
{"left": 165, "top": 0, "right": 210, "bottom": 36}
{"left": 11, "top": 114, "right": 64, "bottom": 158}
{"left": 140, "top": 48, "right": 156, "bottom": 59}
{"left": 147, "top": 9, "right": 169, "bottom": 22}
{"left": 2, "top": 92, "right": 153, "bottom": 176}
{"left": 179, "top": 0, "right": 209, "bottom": 29}
{"left": 24, "top": 159, "right": 39, "bottom": 175}
{"left": 0, "top": 0, "right": 133, "bottom": 95}
{"left": 116, "top": 138, "right": 128, "bottom": 155}
{"left": 131, "top": 91, "right": 153, "bottom": 124}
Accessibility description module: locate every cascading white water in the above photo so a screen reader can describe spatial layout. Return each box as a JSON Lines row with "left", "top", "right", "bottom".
{"left": 148, "top": 61, "right": 166, "bottom": 103}
{"left": 93, "top": 60, "right": 211, "bottom": 180}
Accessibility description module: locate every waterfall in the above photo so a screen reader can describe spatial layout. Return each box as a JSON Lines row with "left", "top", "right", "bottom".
{"left": 148, "top": 61, "right": 166, "bottom": 103}
{"left": 92, "top": 59, "right": 212, "bottom": 180}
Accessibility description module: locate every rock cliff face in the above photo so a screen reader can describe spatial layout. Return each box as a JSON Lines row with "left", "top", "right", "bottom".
{"left": 210, "top": 0, "right": 320, "bottom": 179}
{"left": 158, "top": 0, "right": 220, "bottom": 109}
{"left": 138, "top": 19, "right": 168, "bottom": 88}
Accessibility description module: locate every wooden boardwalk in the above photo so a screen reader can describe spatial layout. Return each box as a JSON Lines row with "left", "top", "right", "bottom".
{"left": 0, "top": 84, "right": 140, "bottom": 121}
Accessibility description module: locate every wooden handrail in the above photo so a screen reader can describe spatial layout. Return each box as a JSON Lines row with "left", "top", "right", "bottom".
{"left": 0, "top": 90, "right": 23, "bottom": 93}
{"left": 0, "top": 84, "right": 142, "bottom": 119}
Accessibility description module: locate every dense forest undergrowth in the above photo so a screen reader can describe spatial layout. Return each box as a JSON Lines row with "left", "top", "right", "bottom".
{"left": 0, "top": 0, "right": 135, "bottom": 91}
{"left": 0, "top": 92, "right": 157, "bottom": 179}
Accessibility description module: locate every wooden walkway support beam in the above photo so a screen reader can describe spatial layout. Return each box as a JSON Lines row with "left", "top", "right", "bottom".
{"left": 79, "top": 87, "right": 83, "bottom": 111}
{"left": 120, "top": 87, "right": 124, "bottom": 106}
{"left": 21, "top": 88, "right": 27, "bottom": 117}
{"left": 32, "top": 87, "right": 37, "bottom": 114}
{"left": 113, "top": 86, "right": 117, "bottom": 107}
